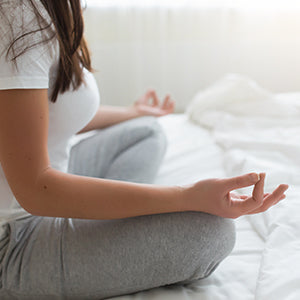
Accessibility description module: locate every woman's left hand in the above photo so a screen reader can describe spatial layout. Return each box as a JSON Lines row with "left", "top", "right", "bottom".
{"left": 133, "top": 90, "right": 175, "bottom": 117}
{"left": 182, "top": 172, "right": 288, "bottom": 219}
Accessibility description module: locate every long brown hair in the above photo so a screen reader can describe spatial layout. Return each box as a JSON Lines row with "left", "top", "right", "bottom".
{"left": 2, "top": 0, "right": 92, "bottom": 103}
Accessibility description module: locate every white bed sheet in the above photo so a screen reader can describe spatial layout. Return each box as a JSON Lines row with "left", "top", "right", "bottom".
{"left": 109, "top": 76, "right": 300, "bottom": 299}
{"left": 109, "top": 114, "right": 266, "bottom": 300}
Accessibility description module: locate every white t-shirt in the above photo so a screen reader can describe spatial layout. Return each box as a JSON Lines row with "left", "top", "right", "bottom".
{"left": 0, "top": 1, "right": 100, "bottom": 237}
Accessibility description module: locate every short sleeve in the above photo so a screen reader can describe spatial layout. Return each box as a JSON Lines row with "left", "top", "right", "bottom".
{"left": 0, "top": 0, "right": 58, "bottom": 90}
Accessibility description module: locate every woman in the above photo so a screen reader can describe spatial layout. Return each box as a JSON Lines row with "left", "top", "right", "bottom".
{"left": 0, "top": 0, "right": 288, "bottom": 299}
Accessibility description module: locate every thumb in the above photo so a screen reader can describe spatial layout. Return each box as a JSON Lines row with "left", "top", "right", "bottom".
{"left": 222, "top": 173, "right": 260, "bottom": 192}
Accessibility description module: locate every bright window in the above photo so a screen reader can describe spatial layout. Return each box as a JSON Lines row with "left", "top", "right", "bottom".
{"left": 86, "top": 0, "right": 300, "bottom": 9}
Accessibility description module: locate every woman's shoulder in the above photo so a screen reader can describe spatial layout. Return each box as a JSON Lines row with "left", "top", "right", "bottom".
{"left": 1, "top": 0, "right": 45, "bottom": 29}
{"left": 0, "top": 0, "right": 58, "bottom": 90}
{"left": 0, "top": 0, "right": 54, "bottom": 53}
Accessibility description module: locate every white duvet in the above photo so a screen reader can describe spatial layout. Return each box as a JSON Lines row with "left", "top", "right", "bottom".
{"left": 110, "top": 75, "right": 300, "bottom": 300}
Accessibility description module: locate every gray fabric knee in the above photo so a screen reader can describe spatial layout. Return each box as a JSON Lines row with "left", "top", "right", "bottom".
{"left": 201, "top": 216, "right": 236, "bottom": 278}
{"left": 104, "top": 116, "right": 168, "bottom": 183}
{"left": 123, "top": 116, "right": 168, "bottom": 153}
{"left": 179, "top": 214, "right": 236, "bottom": 285}
{"left": 68, "top": 116, "right": 168, "bottom": 183}
{"left": 138, "top": 116, "right": 168, "bottom": 160}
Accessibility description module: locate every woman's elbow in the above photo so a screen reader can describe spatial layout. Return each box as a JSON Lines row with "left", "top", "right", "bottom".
{"left": 13, "top": 176, "right": 52, "bottom": 217}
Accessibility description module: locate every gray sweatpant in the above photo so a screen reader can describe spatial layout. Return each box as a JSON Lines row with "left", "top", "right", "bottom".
{"left": 0, "top": 116, "right": 236, "bottom": 299}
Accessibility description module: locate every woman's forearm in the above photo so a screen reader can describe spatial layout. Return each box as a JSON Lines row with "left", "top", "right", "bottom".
{"left": 24, "top": 167, "right": 289, "bottom": 220}
{"left": 77, "top": 105, "right": 142, "bottom": 133}
{"left": 29, "top": 167, "right": 184, "bottom": 219}
{"left": 77, "top": 90, "right": 175, "bottom": 134}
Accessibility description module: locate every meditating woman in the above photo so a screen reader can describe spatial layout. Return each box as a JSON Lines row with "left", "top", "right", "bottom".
{"left": 0, "top": 0, "right": 288, "bottom": 299}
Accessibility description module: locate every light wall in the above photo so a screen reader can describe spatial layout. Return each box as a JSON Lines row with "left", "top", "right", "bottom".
{"left": 83, "top": 1, "right": 300, "bottom": 112}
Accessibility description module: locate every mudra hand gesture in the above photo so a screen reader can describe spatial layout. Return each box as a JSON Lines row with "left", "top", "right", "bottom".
{"left": 134, "top": 90, "right": 175, "bottom": 117}
{"left": 182, "top": 173, "right": 288, "bottom": 219}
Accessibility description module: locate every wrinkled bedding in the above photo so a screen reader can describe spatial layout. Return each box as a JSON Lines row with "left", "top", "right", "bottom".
{"left": 111, "top": 74, "right": 300, "bottom": 300}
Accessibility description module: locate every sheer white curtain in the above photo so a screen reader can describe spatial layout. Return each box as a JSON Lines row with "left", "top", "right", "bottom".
{"left": 84, "top": 0, "right": 300, "bottom": 111}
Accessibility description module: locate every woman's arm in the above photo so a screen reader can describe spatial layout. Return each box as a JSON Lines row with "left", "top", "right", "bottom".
{"left": 77, "top": 90, "right": 175, "bottom": 133}
{"left": 0, "top": 89, "right": 182, "bottom": 220}
{"left": 0, "top": 89, "right": 288, "bottom": 220}
{"left": 77, "top": 105, "right": 143, "bottom": 133}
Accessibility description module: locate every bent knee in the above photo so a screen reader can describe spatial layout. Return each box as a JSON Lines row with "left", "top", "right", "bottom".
{"left": 133, "top": 116, "right": 167, "bottom": 139}
{"left": 209, "top": 215, "right": 236, "bottom": 261}
{"left": 146, "top": 117, "right": 168, "bottom": 154}
{"left": 175, "top": 213, "right": 236, "bottom": 283}
{"left": 192, "top": 214, "right": 236, "bottom": 280}
{"left": 128, "top": 116, "right": 168, "bottom": 153}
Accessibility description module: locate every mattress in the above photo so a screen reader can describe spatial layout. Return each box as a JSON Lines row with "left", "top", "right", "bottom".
{"left": 108, "top": 79, "right": 300, "bottom": 299}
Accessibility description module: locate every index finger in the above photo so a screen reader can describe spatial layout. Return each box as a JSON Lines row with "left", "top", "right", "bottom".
{"left": 222, "top": 172, "right": 260, "bottom": 191}
{"left": 252, "top": 172, "right": 265, "bottom": 203}
{"left": 147, "top": 90, "right": 159, "bottom": 106}
{"left": 230, "top": 173, "right": 266, "bottom": 214}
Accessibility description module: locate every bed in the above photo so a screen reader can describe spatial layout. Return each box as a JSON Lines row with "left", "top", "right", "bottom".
{"left": 105, "top": 75, "right": 300, "bottom": 300}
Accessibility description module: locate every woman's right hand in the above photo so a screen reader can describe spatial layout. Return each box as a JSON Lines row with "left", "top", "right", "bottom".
{"left": 181, "top": 173, "right": 289, "bottom": 219}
